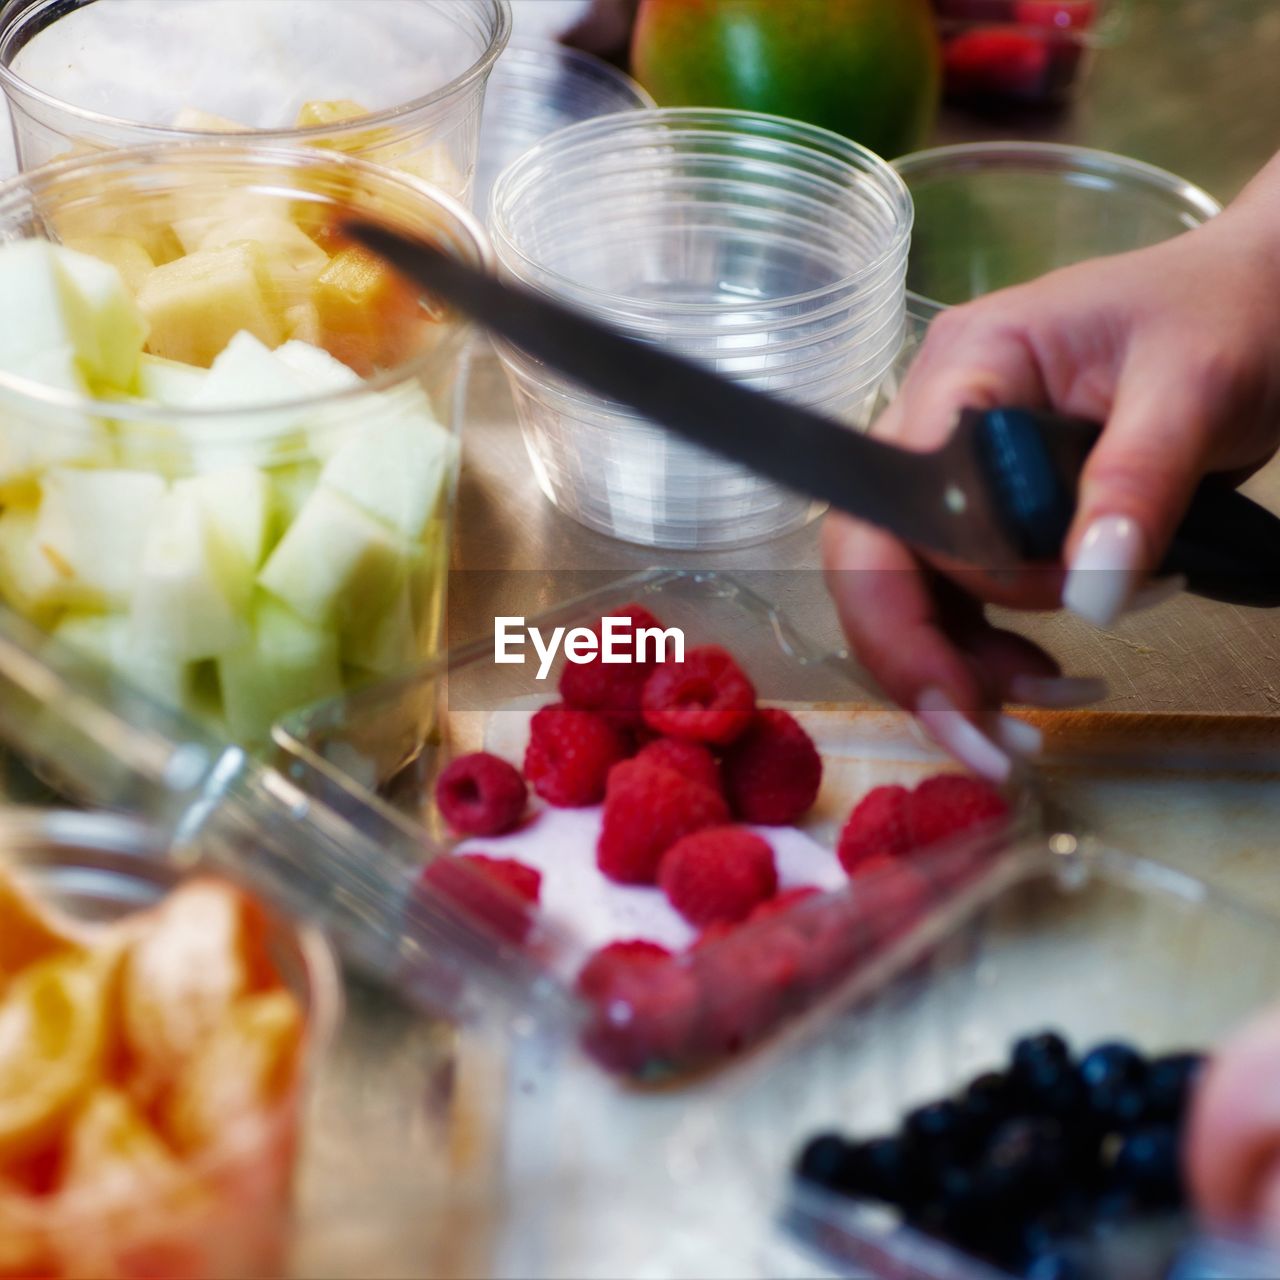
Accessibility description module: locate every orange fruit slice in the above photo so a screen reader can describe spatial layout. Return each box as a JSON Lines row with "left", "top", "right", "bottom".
{"left": 0, "top": 951, "right": 113, "bottom": 1167}
{"left": 0, "top": 865, "right": 86, "bottom": 978}
{"left": 119, "top": 880, "right": 274, "bottom": 1105}
{"left": 163, "top": 991, "right": 303, "bottom": 1155}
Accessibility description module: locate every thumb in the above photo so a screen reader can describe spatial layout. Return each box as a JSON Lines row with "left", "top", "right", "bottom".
{"left": 1061, "top": 348, "right": 1216, "bottom": 628}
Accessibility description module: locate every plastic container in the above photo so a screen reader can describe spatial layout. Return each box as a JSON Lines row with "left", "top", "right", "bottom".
{"left": 0, "top": 142, "right": 490, "bottom": 745}
{"left": 933, "top": 0, "right": 1129, "bottom": 109}
{"left": 874, "top": 142, "right": 1221, "bottom": 406}
{"left": 272, "top": 569, "right": 1032, "bottom": 1080}
{"left": 0, "top": 807, "right": 340, "bottom": 1279}
{"left": 474, "top": 38, "right": 654, "bottom": 219}
{"left": 487, "top": 109, "right": 913, "bottom": 550}
{"left": 678, "top": 836, "right": 1280, "bottom": 1280}
{"left": 0, "top": 0, "right": 511, "bottom": 203}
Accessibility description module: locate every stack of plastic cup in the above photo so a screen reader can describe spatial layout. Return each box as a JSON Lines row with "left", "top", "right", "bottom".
{"left": 475, "top": 38, "right": 654, "bottom": 214}
{"left": 488, "top": 108, "right": 913, "bottom": 551}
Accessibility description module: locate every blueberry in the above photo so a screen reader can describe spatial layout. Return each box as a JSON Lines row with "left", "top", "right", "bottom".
{"left": 853, "top": 1134, "right": 918, "bottom": 1205}
{"left": 795, "top": 1133, "right": 857, "bottom": 1191}
{"left": 905, "top": 1098, "right": 970, "bottom": 1155}
{"left": 1013, "top": 1031, "right": 1072, "bottom": 1075}
{"left": 1091, "top": 1186, "right": 1141, "bottom": 1226}
{"left": 1020, "top": 1058, "right": 1089, "bottom": 1122}
{"left": 1145, "top": 1052, "right": 1206, "bottom": 1123}
{"left": 1079, "top": 1042, "right": 1146, "bottom": 1093}
{"left": 1088, "top": 1080, "right": 1148, "bottom": 1133}
{"left": 964, "top": 1070, "right": 1018, "bottom": 1136}
{"left": 1022, "top": 1245, "right": 1092, "bottom": 1280}
{"left": 1112, "top": 1124, "right": 1184, "bottom": 1207}
{"left": 983, "top": 1117, "right": 1068, "bottom": 1209}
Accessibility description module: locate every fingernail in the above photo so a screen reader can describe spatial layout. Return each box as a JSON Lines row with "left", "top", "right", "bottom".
{"left": 1128, "top": 574, "right": 1187, "bottom": 614}
{"left": 1007, "top": 675, "right": 1109, "bottom": 709}
{"left": 1062, "top": 516, "right": 1146, "bottom": 628}
{"left": 992, "top": 715, "right": 1043, "bottom": 759}
{"left": 916, "top": 687, "right": 1012, "bottom": 783}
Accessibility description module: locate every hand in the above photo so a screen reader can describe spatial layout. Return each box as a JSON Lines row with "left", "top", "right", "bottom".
{"left": 824, "top": 204, "right": 1280, "bottom": 780}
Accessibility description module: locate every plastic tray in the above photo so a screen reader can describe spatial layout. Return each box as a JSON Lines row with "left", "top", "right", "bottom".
{"left": 273, "top": 569, "right": 1035, "bottom": 1080}
{"left": 678, "top": 836, "right": 1280, "bottom": 1279}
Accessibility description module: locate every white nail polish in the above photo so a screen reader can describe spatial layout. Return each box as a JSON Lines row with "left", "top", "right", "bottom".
{"left": 1062, "top": 516, "right": 1146, "bottom": 628}
{"left": 1007, "top": 675, "right": 1109, "bottom": 709}
{"left": 1127, "top": 574, "right": 1187, "bottom": 614}
{"left": 992, "top": 715, "right": 1043, "bottom": 759}
{"left": 916, "top": 687, "right": 1012, "bottom": 783}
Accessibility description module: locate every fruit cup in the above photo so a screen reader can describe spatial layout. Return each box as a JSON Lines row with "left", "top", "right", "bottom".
{"left": 0, "top": 0, "right": 511, "bottom": 204}
{"left": 0, "top": 143, "right": 491, "bottom": 745}
{"left": 0, "top": 807, "right": 340, "bottom": 1279}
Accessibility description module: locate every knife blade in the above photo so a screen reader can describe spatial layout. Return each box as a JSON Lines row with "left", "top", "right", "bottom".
{"left": 344, "top": 218, "right": 1280, "bottom": 603}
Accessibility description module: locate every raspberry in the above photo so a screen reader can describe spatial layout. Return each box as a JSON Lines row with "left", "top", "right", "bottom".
{"left": 575, "top": 939, "right": 672, "bottom": 998}
{"left": 641, "top": 645, "right": 756, "bottom": 746}
{"left": 434, "top": 752, "right": 527, "bottom": 836}
{"left": 853, "top": 855, "right": 935, "bottom": 950}
{"left": 722, "top": 708, "right": 822, "bottom": 825}
{"left": 905, "top": 774, "right": 1010, "bottom": 851}
{"left": 419, "top": 854, "right": 541, "bottom": 942}
{"left": 523, "top": 704, "right": 628, "bottom": 807}
{"left": 659, "top": 826, "right": 777, "bottom": 927}
{"left": 691, "top": 921, "right": 738, "bottom": 952}
{"left": 558, "top": 604, "right": 667, "bottom": 731}
{"left": 597, "top": 759, "right": 729, "bottom": 885}
{"left": 944, "top": 27, "right": 1051, "bottom": 101}
{"left": 748, "top": 885, "right": 821, "bottom": 923}
{"left": 633, "top": 738, "right": 722, "bottom": 797}
{"left": 576, "top": 940, "right": 698, "bottom": 1074}
{"left": 837, "top": 784, "right": 911, "bottom": 875}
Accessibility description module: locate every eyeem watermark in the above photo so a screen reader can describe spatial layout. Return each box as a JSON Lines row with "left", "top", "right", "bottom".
{"left": 494, "top": 616, "right": 685, "bottom": 680}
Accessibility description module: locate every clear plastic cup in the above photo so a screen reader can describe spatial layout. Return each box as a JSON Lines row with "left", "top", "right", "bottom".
{"left": 474, "top": 37, "right": 654, "bottom": 217}
{"left": 0, "top": 0, "right": 511, "bottom": 203}
{"left": 488, "top": 108, "right": 913, "bottom": 551}
{"left": 0, "top": 807, "right": 340, "bottom": 1279}
{"left": 873, "top": 140, "right": 1222, "bottom": 407}
{"left": 0, "top": 142, "right": 490, "bottom": 745}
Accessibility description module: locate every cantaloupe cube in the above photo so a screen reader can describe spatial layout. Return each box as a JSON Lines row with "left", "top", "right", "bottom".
{"left": 31, "top": 468, "right": 165, "bottom": 609}
{"left": 257, "top": 486, "right": 412, "bottom": 627}
{"left": 311, "top": 245, "right": 427, "bottom": 377}
{"left": 61, "top": 235, "right": 155, "bottom": 294}
{"left": 136, "top": 244, "right": 284, "bottom": 367}
{"left": 218, "top": 593, "right": 342, "bottom": 741}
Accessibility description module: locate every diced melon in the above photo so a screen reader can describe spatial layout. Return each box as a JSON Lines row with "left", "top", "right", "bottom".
{"left": 178, "top": 331, "right": 310, "bottom": 469}
{"left": 136, "top": 244, "right": 284, "bottom": 367}
{"left": 129, "top": 489, "right": 247, "bottom": 660}
{"left": 53, "top": 246, "right": 150, "bottom": 390}
{"left": 340, "top": 580, "right": 418, "bottom": 674}
{"left": 53, "top": 612, "right": 191, "bottom": 707}
{"left": 31, "top": 468, "right": 166, "bottom": 609}
{"left": 135, "top": 354, "right": 207, "bottom": 406}
{"left": 0, "top": 347, "right": 113, "bottom": 489}
{"left": 0, "top": 240, "right": 91, "bottom": 377}
{"left": 318, "top": 408, "right": 455, "bottom": 542}
{"left": 269, "top": 461, "right": 321, "bottom": 538}
{"left": 174, "top": 466, "right": 272, "bottom": 573}
{"left": 0, "top": 505, "right": 66, "bottom": 617}
{"left": 258, "top": 486, "right": 413, "bottom": 626}
{"left": 61, "top": 236, "right": 155, "bottom": 294}
{"left": 273, "top": 340, "right": 360, "bottom": 392}
{"left": 218, "top": 592, "right": 342, "bottom": 741}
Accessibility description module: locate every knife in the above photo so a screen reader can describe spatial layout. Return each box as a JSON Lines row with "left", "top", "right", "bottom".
{"left": 345, "top": 219, "right": 1280, "bottom": 606}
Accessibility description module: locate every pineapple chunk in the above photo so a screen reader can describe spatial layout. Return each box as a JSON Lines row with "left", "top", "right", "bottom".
{"left": 311, "top": 245, "right": 429, "bottom": 376}
{"left": 171, "top": 107, "right": 252, "bottom": 132}
{"left": 295, "top": 99, "right": 369, "bottom": 129}
{"left": 61, "top": 235, "right": 155, "bottom": 294}
{"left": 136, "top": 243, "right": 284, "bottom": 367}
{"left": 283, "top": 302, "right": 322, "bottom": 346}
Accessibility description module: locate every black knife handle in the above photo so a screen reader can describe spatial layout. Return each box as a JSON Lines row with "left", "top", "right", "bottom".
{"left": 976, "top": 407, "right": 1280, "bottom": 607}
